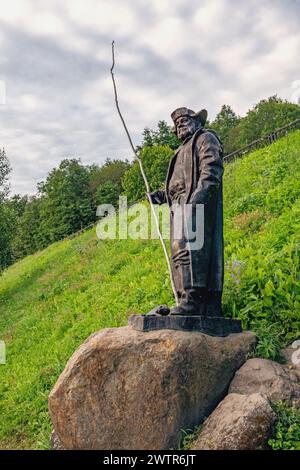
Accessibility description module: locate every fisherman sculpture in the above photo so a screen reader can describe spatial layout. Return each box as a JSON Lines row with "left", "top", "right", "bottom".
{"left": 150, "top": 107, "right": 224, "bottom": 317}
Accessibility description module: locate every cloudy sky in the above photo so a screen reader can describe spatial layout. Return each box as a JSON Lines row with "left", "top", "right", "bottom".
{"left": 0, "top": 0, "right": 299, "bottom": 195}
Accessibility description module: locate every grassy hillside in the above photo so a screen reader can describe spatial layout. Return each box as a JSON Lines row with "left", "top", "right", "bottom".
{"left": 0, "top": 131, "right": 300, "bottom": 449}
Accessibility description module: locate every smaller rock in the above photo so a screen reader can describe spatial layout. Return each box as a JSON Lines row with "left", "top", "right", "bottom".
{"left": 229, "top": 358, "right": 300, "bottom": 405}
{"left": 281, "top": 343, "right": 300, "bottom": 370}
{"left": 192, "top": 393, "right": 275, "bottom": 450}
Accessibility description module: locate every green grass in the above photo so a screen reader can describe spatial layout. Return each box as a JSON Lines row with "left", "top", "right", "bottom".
{"left": 268, "top": 402, "right": 300, "bottom": 450}
{"left": 0, "top": 131, "right": 299, "bottom": 449}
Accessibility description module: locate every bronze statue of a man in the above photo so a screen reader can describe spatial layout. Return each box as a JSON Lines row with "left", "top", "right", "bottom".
{"left": 150, "top": 107, "right": 224, "bottom": 317}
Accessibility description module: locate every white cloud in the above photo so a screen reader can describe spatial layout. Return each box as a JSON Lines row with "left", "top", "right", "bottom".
{"left": 65, "top": 0, "right": 137, "bottom": 37}
{"left": 0, "top": 0, "right": 33, "bottom": 24}
{"left": 0, "top": 0, "right": 299, "bottom": 194}
{"left": 149, "top": 0, "right": 187, "bottom": 15}
{"left": 193, "top": 0, "right": 227, "bottom": 35}
{"left": 141, "top": 16, "right": 187, "bottom": 58}
{"left": 17, "top": 93, "right": 45, "bottom": 111}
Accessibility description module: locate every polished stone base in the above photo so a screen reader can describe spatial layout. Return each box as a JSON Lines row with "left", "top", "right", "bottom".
{"left": 128, "top": 314, "right": 242, "bottom": 337}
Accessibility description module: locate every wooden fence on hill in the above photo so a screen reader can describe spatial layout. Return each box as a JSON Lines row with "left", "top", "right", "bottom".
{"left": 223, "top": 118, "right": 300, "bottom": 163}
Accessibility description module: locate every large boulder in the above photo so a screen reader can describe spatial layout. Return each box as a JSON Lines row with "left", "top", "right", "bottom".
{"left": 48, "top": 326, "right": 255, "bottom": 450}
{"left": 229, "top": 358, "right": 300, "bottom": 405}
{"left": 192, "top": 393, "right": 275, "bottom": 450}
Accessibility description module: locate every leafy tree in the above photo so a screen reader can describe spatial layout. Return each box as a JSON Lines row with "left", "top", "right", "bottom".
{"left": 0, "top": 148, "right": 10, "bottom": 201}
{"left": 94, "top": 181, "right": 120, "bottom": 207}
{"left": 1, "top": 195, "right": 29, "bottom": 264}
{"left": 89, "top": 158, "right": 130, "bottom": 207}
{"left": 227, "top": 96, "right": 300, "bottom": 152}
{"left": 0, "top": 203, "right": 14, "bottom": 270}
{"left": 89, "top": 159, "right": 130, "bottom": 192}
{"left": 142, "top": 121, "right": 180, "bottom": 150}
{"left": 210, "top": 105, "right": 241, "bottom": 153}
{"left": 122, "top": 145, "right": 173, "bottom": 204}
{"left": 121, "top": 121, "right": 179, "bottom": 205}
{"left": 0, "top": 149, "right": 13, "bottom": 270}
{"left": 11, "top": 196, "right": 43, "bottom": 259}
{"left": 37, "top": 159, "right": 95, "bottom": 244}
{"left": 7, "top": 194, "right": 29, "bottom": 218}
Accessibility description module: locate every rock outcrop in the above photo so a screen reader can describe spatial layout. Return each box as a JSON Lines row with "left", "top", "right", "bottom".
{"left": 229, "top": 358, "right": 300, "bottom": 405}
{"left": 48, "top": 326, "right": 255, "bottom": 450}
{"left": 192, "top": 393, "right": 276, "bottom": 450}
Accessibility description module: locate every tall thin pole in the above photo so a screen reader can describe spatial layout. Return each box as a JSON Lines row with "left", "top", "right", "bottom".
{"left": 110, "top": 41, "right": 179, "bottom": 305}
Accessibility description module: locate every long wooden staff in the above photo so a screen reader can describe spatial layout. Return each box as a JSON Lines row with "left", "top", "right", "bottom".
{"left": 110, "top": 41, "right": 179, "bottom": 306}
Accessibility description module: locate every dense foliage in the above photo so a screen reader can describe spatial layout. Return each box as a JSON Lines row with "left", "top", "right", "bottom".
{"left": 209, "top": 104, "right": 241, "bottom": 152}
{"left": 0, "top": 203, "right": 14, "bottom": 270}
{"left": 122, "top": 145, "right": 173, "bottom": 204}
{"left": 0, "top": 148, "right": 10, "bottom": 200}
{"left": 89, "top": 158, "right": 130, "bottom": 207}
{"left": 38, "top": 159, "right": 95, "bottom": 243}
{"left": 141, "top": 120, "right": 180, "bottom": 150}
{"left": 268, "top": 402, "right": 300, "bottom": 450}
{"left": 222, "top": 133, "right": 300, "bottom": 353}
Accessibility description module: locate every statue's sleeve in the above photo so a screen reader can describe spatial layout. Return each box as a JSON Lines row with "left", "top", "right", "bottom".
{"left": 193, "top": 131, "right": 223, "bottom": 204}
{"left": 149, "top": 189, "right": 166, "bottom": 205}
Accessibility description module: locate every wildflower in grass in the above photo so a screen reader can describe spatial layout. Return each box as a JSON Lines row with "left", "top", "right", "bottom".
{"left": 226, "top": 259, "right": 246, "bottom": 285}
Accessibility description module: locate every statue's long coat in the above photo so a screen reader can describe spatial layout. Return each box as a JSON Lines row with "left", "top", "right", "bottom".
{"left": 165, "top": 128, "right": 224, "bottom": 292}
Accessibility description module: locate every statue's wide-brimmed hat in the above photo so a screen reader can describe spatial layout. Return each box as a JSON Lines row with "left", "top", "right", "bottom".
{"left": 171, "top": 107, "right": 208, "bottom": 127}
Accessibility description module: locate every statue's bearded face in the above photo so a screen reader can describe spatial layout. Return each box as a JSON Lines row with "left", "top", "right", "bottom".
{"left": 175, "top": 115, "right": 199, "bottom": 141}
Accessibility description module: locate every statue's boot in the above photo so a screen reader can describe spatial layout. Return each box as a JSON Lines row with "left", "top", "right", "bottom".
{"left": 169, "top": 289, "right": 205, "bottom": 316}
{"left": 205, "top": 291, "right": 222, "bottom": 317}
